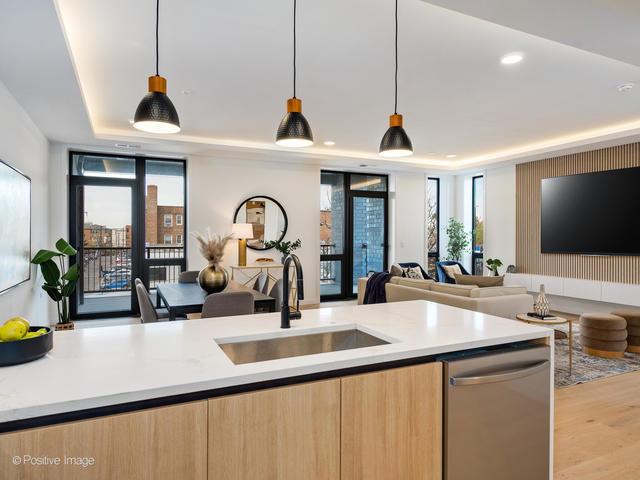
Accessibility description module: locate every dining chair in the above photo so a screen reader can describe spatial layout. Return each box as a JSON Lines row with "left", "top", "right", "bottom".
{"left": 178, "top": 270, "right": 199, "bottom": 283}
{"left": 201, "top": 292, "right": 255, "bottom": 318}
{"left": 252, "top": 272, "right": 269, "bottom": 294}
{"left": 268, "top": 278, "right": 293, "bottom": 312}
{"left": 135, "top": 278, "right": 169, "bottom": 323}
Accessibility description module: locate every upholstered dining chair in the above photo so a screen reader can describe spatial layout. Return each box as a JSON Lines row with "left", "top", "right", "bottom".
{"left": 178, "top": 270, "right": 199, "bottom": 283}
{"left": 435, "top": 261, "right": 470, "bottom": 284}
{"left": 135, "top": 278, "right": 169, "bottom": 323}
{"left": 252, "top": 271, "right": 269, "bottom": 294}
{"left": 200, "top": 291, "right": 255, "bottom": 319}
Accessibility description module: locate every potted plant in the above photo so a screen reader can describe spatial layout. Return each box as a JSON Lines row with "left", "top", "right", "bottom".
{"left": 31, "top": 238, "right": 78, "bottom": 331}
{"left": 445, "top": 218, "right": 470, "bottom": 262}
{"left": 486, "top": 258, "right": 503, "bottom": 276}
{"left": 193, "top": 230, "right": 233, "bottom": 293}
{"left": 264, "top": 238, "right": 302, "bottom": 263}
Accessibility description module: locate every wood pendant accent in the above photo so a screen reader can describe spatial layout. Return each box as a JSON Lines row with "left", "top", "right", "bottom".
{"left": 582, "top": 346, "right": 625, "bottom": 359}
{"left": 286, "top": 97, "right": 302, "bottom": 113}
{"left": 389, "top": 113, "right": 403, "bottom": 127}
{"left": 516, "top": 142, "right": 640, "bottom": 284}
{"left": 148, "top": 75, "right": 167, "bottom": 93}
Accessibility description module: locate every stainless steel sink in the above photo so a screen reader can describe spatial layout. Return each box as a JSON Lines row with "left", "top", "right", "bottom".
{"left": 217, "top": 328, "right": 390, "bottom": 365}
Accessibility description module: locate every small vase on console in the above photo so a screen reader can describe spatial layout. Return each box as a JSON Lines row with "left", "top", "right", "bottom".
{"left": 533, "top": 284, "right": 550, "bottom": 317}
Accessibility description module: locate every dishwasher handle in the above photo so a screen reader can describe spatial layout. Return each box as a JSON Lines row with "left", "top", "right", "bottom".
{"left": 450, "top": 360, "right": 549, "bottom": 386}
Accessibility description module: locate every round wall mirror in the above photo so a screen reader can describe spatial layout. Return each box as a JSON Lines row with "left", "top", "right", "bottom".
{"left": 234, "top": 196, "right": 288, "bottom": 250}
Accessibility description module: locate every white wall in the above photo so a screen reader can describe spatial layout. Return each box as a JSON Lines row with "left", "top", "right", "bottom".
{"left": 392, "top": 173, "right": 425, "bottom": 266}
{"left": 187, "top": 155, "right": 321, "bottom": 305}
{"left": 0, "top": 81, "right": 50, "bottom": 323}
{"left": 484, "top": 165, "right": 516, "bottom": 270}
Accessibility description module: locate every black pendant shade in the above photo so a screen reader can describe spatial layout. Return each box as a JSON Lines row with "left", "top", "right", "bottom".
{"left": 379, "top": 115, "right": 412, "bottom": 158}
{"left": 134, "top": 82, "right": 180, "bottom": 134}
{"left": 276, "top": 98, "right": 313, "bottom": 147}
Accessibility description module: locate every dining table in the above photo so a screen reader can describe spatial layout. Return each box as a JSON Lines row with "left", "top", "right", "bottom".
{"left": 156, "top": 279, "right": 276, "bottom": 321}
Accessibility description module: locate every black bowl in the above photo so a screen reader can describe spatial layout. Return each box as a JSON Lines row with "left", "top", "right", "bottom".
{"left": 0, "top": 326, "right": 53, "bottom": 367}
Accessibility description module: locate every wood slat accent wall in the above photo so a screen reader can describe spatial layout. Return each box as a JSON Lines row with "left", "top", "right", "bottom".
{"left": 516, "top": 142, "right": 640, "bottom": 284}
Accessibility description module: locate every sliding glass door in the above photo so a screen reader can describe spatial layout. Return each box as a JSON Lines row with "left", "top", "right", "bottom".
{"left": 320, "top": 171, "right": 388, "bottom": 300}
{"left": 69, "top": 152, "right": 186, "bottom": 319}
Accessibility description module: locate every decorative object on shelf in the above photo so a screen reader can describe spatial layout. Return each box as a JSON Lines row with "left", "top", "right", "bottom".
{"left": 445, "top": 218, "right": 470, "bottom": 262}
{"left": 234, "top": 196, "right": 288, "bottom": 250}
{"left": 0, "top": 317, "right": 53, "bottom": 366}
{"left": 0, "top": 159, "right": 31, "bottom": 295}
{"left": 485, "top": 258, "right": 503, "bottom": 276}
{"left": 232, "top": 223, "right": 254, "bottom": 267}
{"left": 506, "top": 264, "right": 517, "bottom": 274}
{"left": 379, "top": 0, "right": 413, "bottom": 158}
{"left": 193, "top": 230, "right": 232, "bottom": 293}
{"left": 31, "top": 238, "right": 78, "bottom": 329}
{"left": 255, "top": 258, "right": 275, "bottom": 264}
{"left": 133, "top": 0, "right": 180, "bottom": 134}
{"left": 264, "top": 238, "right": 302, "bottom": 263}
{"left": 275, "top": 0, "right": 313, "bottom": 147}
{"left": 533, "top": 284, "right": 550, "bottom": 317}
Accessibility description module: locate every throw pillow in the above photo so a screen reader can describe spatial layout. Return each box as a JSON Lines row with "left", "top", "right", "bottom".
{"left": 441, "top": 264, "right": 462, "bottom": 279}
{"left": 403, "top": 266, "right": 425, "bottom": 279}
{"left": 454, "top": 274, "right": 504, "bottom": 287}
{"left": 389, "top": 264, "right": 404, "bottom": 277}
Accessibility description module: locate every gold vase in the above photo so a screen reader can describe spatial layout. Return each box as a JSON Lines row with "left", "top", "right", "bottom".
{"left": 198, "top": 264, "right": 229, "bottom": 294}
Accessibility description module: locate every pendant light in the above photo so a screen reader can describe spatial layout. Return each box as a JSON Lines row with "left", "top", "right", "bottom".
{"left": 276, "top": 0, "right": 313, "bottom": 147}
{"left": 379, "top": 0, "right": 413, "bottom": 158}
{"left": 133, "top": 0, "right": 180, "bottom": 134}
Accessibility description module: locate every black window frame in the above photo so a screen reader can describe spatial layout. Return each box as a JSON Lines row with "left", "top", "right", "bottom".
{"left": 426, "top": 177, "right": 440, "bottom": 277}
{"left": 471, "top": 174, "right": 484, "bottom": 276}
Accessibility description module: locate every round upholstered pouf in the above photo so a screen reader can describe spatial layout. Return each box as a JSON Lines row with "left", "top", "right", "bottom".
{"left": 611, "top": 309, "right": 640, "bottom": 354}
{"left": 579, "top": 313, "right": 627, "bottom": 358}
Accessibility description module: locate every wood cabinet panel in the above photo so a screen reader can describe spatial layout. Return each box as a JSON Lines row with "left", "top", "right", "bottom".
{"left": 0, "top": 401, "right": 208, "bottom": 480}
{"left": 208, "top": 379, "right": 340, "bottom": 480}
{"left": 341, "top": 363, "right": 443, "bottom": 480}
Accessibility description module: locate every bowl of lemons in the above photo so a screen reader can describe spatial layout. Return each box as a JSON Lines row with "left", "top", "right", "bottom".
{"left": 0, "top": 317, "right": 53, "bottom": 366}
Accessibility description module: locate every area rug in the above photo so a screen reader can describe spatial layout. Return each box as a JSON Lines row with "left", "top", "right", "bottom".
{"left": 553, "top": 323, "right": 640, "bottom": 388}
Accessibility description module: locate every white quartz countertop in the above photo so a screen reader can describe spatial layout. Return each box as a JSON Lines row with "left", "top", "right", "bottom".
{"left": 0, "top": 301, "right": 551, "bottom": 423}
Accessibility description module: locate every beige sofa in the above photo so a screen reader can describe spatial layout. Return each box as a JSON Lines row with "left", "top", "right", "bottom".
{"left": 357, "top": 276, "right": 533, "bottom": 320}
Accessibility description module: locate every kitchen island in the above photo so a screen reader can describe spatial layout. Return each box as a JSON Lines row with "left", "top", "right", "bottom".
{"left": 0, "top": 300, "right": 553, "bottom": 479}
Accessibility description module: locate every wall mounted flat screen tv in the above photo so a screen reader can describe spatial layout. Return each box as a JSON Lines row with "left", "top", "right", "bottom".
{"left": 541, "top": 167, "right": 640, "bottom": 255}
{"left": 0, "top": 159, "right": 31, "bottom": 294}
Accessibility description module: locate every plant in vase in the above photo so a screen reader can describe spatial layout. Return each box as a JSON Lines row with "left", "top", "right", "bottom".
{"left": 193, "top": 230, "right": 233, "bottom": 293}
{"left": 485, "top": 258, "right": 503, "bottom": 276}
{"left": 264, "top": 238, "right": 302, "bottom": 263}
{"left": 31, "top": 238, "right": 78, "bottom": 330}
{"left": 445, "top": 218, "right": 470, "bottom": 262}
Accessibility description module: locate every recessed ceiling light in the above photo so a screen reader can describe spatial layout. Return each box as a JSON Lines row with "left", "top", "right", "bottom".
{"left": 323, "top": 140, "right": 336, "bottom": 146}
{"left": 501, "top": 53, "right": 524, "bottom": 65}
{"left": 618, "top": 83, "right": 635, "bottom": 92}
{"left": 359, "top": 164, "right": 368, "bottom": 167}
{"left": 181, "top": 89, "right": 193, "bottom": 95}
{"left": 128, "top": 119, "right": 134, "bottom": 124}
{"left": 446, "top": 154, "right": 457, "bottom": 158}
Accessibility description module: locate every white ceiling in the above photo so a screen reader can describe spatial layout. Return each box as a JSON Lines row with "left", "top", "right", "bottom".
{"left": 2, "top": 1, "right": 640, "bottom": 170}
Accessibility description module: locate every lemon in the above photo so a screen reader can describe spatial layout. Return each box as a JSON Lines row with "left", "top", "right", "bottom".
{"left": 4, "top": 316, "right": 30, "bottom": 331}
{"left": 23, "top": 331, "right": 40, "bottom": 339}
{"left": 0, "top": 322, "right": 27, "bottom": 342}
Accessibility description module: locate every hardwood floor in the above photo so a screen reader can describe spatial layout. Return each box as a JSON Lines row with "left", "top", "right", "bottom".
{"left": 555, "top": 370, "right": 640, "bottom": 479}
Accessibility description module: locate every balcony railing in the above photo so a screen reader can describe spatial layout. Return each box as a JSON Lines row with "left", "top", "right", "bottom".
{"left": 320, "top": 243, "right": 336, "bottom": 283}
{"left": 80, "top": 246, "right": 184, "bottom": 294}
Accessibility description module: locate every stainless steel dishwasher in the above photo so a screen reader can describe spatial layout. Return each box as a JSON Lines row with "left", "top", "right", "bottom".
{"left": 441, "top": 344, "right": 551, "bottom": 480}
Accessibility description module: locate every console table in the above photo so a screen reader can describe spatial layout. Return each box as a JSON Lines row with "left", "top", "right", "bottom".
{"left": 230, "top": 263, "right": 297, "bottom": 305}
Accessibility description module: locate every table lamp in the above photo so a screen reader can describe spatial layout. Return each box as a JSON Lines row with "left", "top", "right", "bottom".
{"left": 232, "top": 223, "right": 254, "bottom": 267}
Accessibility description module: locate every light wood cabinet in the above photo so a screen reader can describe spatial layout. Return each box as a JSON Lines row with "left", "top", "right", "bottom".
{"left": 0, "top": 401, "right": 208, "bottom": 480}
{"left": 341, "top": 363, "right": 443, "bottom": 480}
{"left": 208, "top": 379, "right": 341, "bottom": 480}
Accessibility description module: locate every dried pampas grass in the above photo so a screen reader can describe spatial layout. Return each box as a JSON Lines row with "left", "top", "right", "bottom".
{"left": 192, "top": 229, "right": 232, "bottom": 267}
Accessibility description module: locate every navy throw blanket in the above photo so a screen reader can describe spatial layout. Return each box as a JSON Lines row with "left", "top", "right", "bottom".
{"left": 363, "top": 272, "right": 393, "bottom": 304}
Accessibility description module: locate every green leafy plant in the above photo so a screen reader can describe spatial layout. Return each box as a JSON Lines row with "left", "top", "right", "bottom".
{"left": 445, "top": 218, "right": 470, "bottom": 262}
{"left": 264, "top": 238, "right": 302, "bottom": 255}
{"left": 486, "top": 258, "right": 503, "bottom": 276}
{"left": 31, "top": 239, "right": 78, "bottom": 325}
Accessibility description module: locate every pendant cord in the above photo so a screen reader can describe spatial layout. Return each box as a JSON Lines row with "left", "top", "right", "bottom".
{"left": 293, "top": 0, "right": 297, "bottom": 98}
{"left": 394, "top": 0, "right": 398, "bottom": 114}
{"left": 155, "top": 0, "right": 160, "bottom": 76}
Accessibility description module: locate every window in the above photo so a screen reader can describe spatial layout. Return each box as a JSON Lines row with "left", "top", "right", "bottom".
{"left": 164, "top": 234, "right": 173, "bottom": 244}
{"left": 176, "top": 214, "right": 183, "bottom": 226}
{"left": 426, "top": 177, "right": 440, "bottom": 278}
{"left": 472, "top": 175, "right": 484, "bottom": 275}
{"left": 176, "top": 234, "right": 183, "bottom": 245}
{"left": 163, "top": 214, "right": 173, "bottom": 227}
